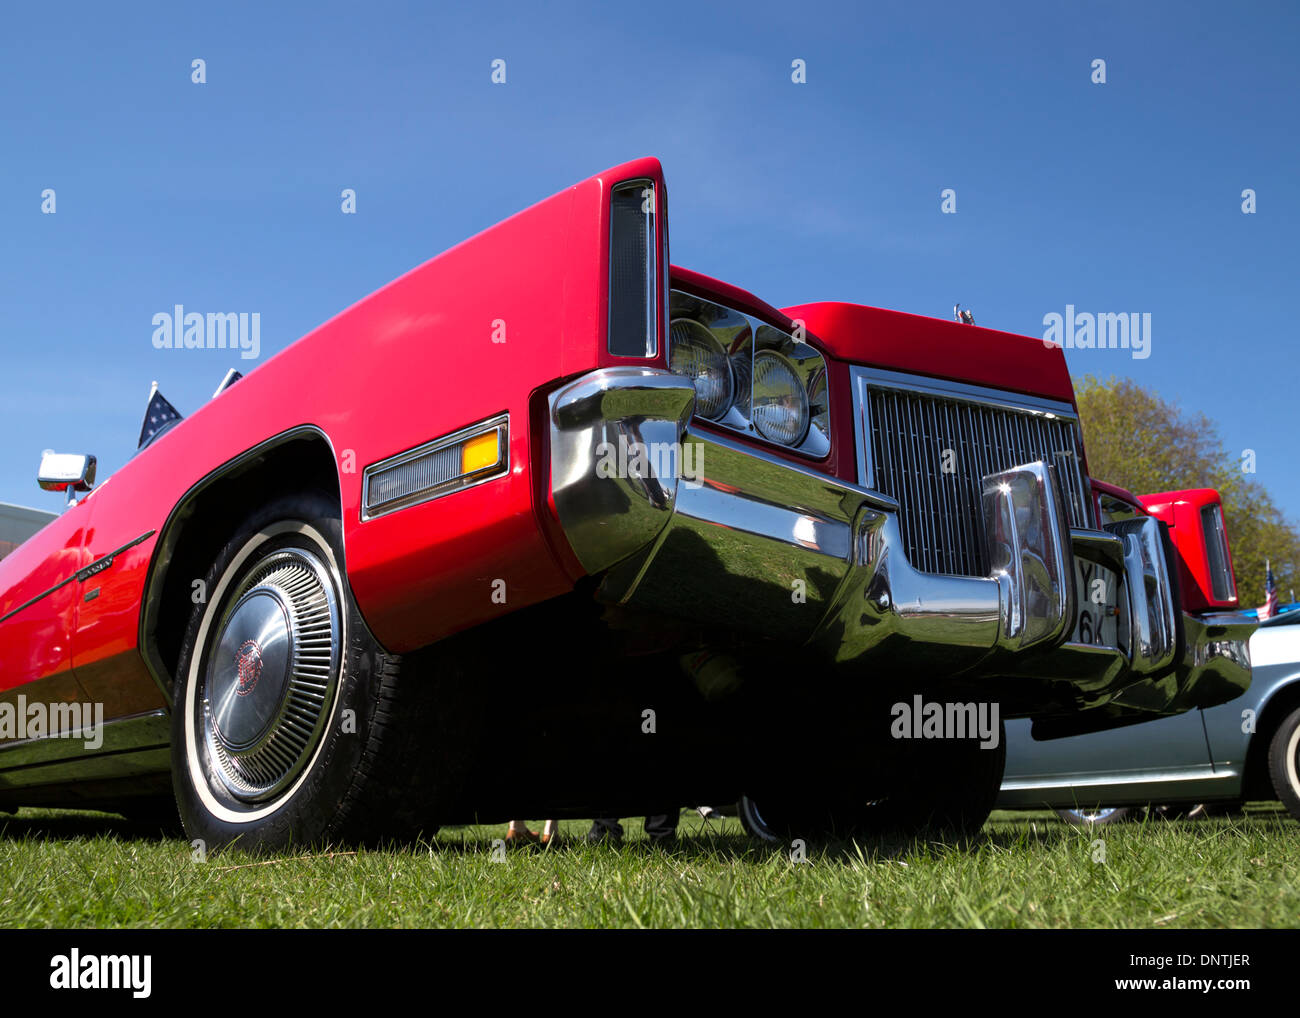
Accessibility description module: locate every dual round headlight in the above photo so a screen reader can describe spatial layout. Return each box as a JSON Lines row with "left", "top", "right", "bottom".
{"left": 669, "top": 317, "right": 811, "bottom": 447}
{"left": 751, "top": 351, "right": 809, "bottom": 446}
{"left": 669, "top": 319, "right": 733, "bottom": 421}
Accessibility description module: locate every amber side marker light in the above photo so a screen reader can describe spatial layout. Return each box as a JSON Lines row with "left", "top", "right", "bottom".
{"left": 361, "top": 414, "right": 509, "bottom": 520}
{"left": 460, "top": 430, "right": 500, "bottom": 474}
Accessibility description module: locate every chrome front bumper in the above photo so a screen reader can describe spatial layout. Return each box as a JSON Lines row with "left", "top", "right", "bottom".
{"left": 547, "top": 368, "right": 1253, "bottom": 714}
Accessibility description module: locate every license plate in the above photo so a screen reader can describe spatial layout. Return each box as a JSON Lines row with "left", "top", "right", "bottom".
{"left": 1073, "top": 559, "right": 1119, "bottom": 647}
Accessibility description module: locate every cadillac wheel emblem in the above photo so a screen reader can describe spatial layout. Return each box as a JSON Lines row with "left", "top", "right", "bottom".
{"left": 235, "top": 639, "right": 263, "bottom": 697}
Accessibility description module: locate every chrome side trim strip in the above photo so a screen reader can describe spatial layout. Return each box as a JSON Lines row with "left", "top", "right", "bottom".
{"left": 0, "top": 709, "right": 169, "bottom": 772}
{"left": 997, "top": 766, "right": 1240, "bottom": 809}
{"left": 0, "top": 748, "right": 172, "bottom": 791}
{"left": 0, "top": 530, "right": 155, "bottom": 626}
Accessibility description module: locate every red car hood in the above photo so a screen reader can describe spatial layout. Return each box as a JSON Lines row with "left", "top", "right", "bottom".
{"left": 671, "top": 266, "right": 1077, "bottom": 407}
{"left": 782, "top": 301, "right": 1076, "bottom": 406}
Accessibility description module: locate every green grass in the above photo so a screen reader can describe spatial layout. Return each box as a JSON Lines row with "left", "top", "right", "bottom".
{"left": 1, "top": 806, "right": 1296, "bottom": 928}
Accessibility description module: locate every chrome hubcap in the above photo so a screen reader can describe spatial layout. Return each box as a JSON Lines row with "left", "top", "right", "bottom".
{"left": 201, "top": 546, "right": 341, "bottom": 803}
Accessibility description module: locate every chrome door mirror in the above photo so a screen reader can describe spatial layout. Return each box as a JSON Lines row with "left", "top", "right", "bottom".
{"left": 38, "top": 451, "right": 97, "bottom": 502}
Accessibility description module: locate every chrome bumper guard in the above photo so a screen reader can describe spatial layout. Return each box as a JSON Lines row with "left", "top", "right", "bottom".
{"left": 547, "top": 368, "right": 1252, "bottom": 709}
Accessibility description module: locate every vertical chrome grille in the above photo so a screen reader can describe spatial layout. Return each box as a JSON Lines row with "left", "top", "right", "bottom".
{"left": 862, "top": 379, "right": 1093, "bottom": 577}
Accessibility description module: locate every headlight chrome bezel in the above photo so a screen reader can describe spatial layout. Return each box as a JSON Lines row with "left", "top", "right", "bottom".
{"left": 668, "top": 289, "right": 830, "bottom": 457}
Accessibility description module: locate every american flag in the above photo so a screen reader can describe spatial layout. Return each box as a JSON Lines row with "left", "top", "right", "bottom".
{"left": 1261, "top": 559, "right": 1278, "bottom": 620}
{"left": 137, "top": 382, "right": 183, "bottom": 449}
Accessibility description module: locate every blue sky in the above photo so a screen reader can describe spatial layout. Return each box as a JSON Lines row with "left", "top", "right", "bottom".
{"left": 2, "top": 0, "right": 1296, "bottom": 522}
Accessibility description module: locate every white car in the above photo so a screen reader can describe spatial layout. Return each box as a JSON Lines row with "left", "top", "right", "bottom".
{"left": 999, "top": 606, "right": 1300, "bottom": 823}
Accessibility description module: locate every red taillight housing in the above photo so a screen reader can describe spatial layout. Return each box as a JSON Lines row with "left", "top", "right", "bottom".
{"left": 1138, "top": 488, "right": 1239, "bottom": 611}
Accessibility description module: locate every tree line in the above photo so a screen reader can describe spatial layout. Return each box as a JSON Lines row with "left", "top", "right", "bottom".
{"left": 1074, "top": 375, "right": 1298, "bottom": 611}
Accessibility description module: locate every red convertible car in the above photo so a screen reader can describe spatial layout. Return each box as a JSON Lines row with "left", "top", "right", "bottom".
{"left": 0, "top": 158, "right": 1255, "bottom": 849}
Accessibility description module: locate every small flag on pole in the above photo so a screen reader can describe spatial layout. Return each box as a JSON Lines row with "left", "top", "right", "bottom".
{"left": 138, "top": 381, "right": 184, "bottom": 449}
{"left": 1261, "top": 559, "right": 1279, "bottom": 620}
{"left": 212, "top": 368, "right": 243, "bottom": 398}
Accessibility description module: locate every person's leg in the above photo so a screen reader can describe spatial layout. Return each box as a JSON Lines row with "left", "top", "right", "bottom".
{"left": 587, "top": 817, "right": 624, "bottom": 843}
{"left": 643, "top": 809, "right": 679, "bottom": 842}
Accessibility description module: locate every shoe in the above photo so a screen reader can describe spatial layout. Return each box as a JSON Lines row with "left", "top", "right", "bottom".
{"left": 586, "top": 821, "right": 624, "bottom": 845}
{"left": 643, "top": 813, "right": 678, "bottom": 842}
{"left": 504, "top": 827, "right": 539, "bottom": 846}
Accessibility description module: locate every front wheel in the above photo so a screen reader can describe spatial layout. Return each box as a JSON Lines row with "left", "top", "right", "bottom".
{"left": 737, "top": 795, "right": 781, "bottom": 843}
{"left": 170, "top": 493, "right": 433, "bottom": 852}
{"left": 1267, "top": 705, "right": 1300, "bottom": 821}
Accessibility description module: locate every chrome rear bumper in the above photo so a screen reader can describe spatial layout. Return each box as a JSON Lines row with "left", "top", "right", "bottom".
{"left": 547, "top": 368, "right": 1252, "bottom": 713}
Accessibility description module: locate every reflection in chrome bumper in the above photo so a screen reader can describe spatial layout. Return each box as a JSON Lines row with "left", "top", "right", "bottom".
{"left": 549, "top": 367, "right": 697, "bottom": 576}
{"left": 547, "top": 368, "right": 1253, "bottom": 711}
